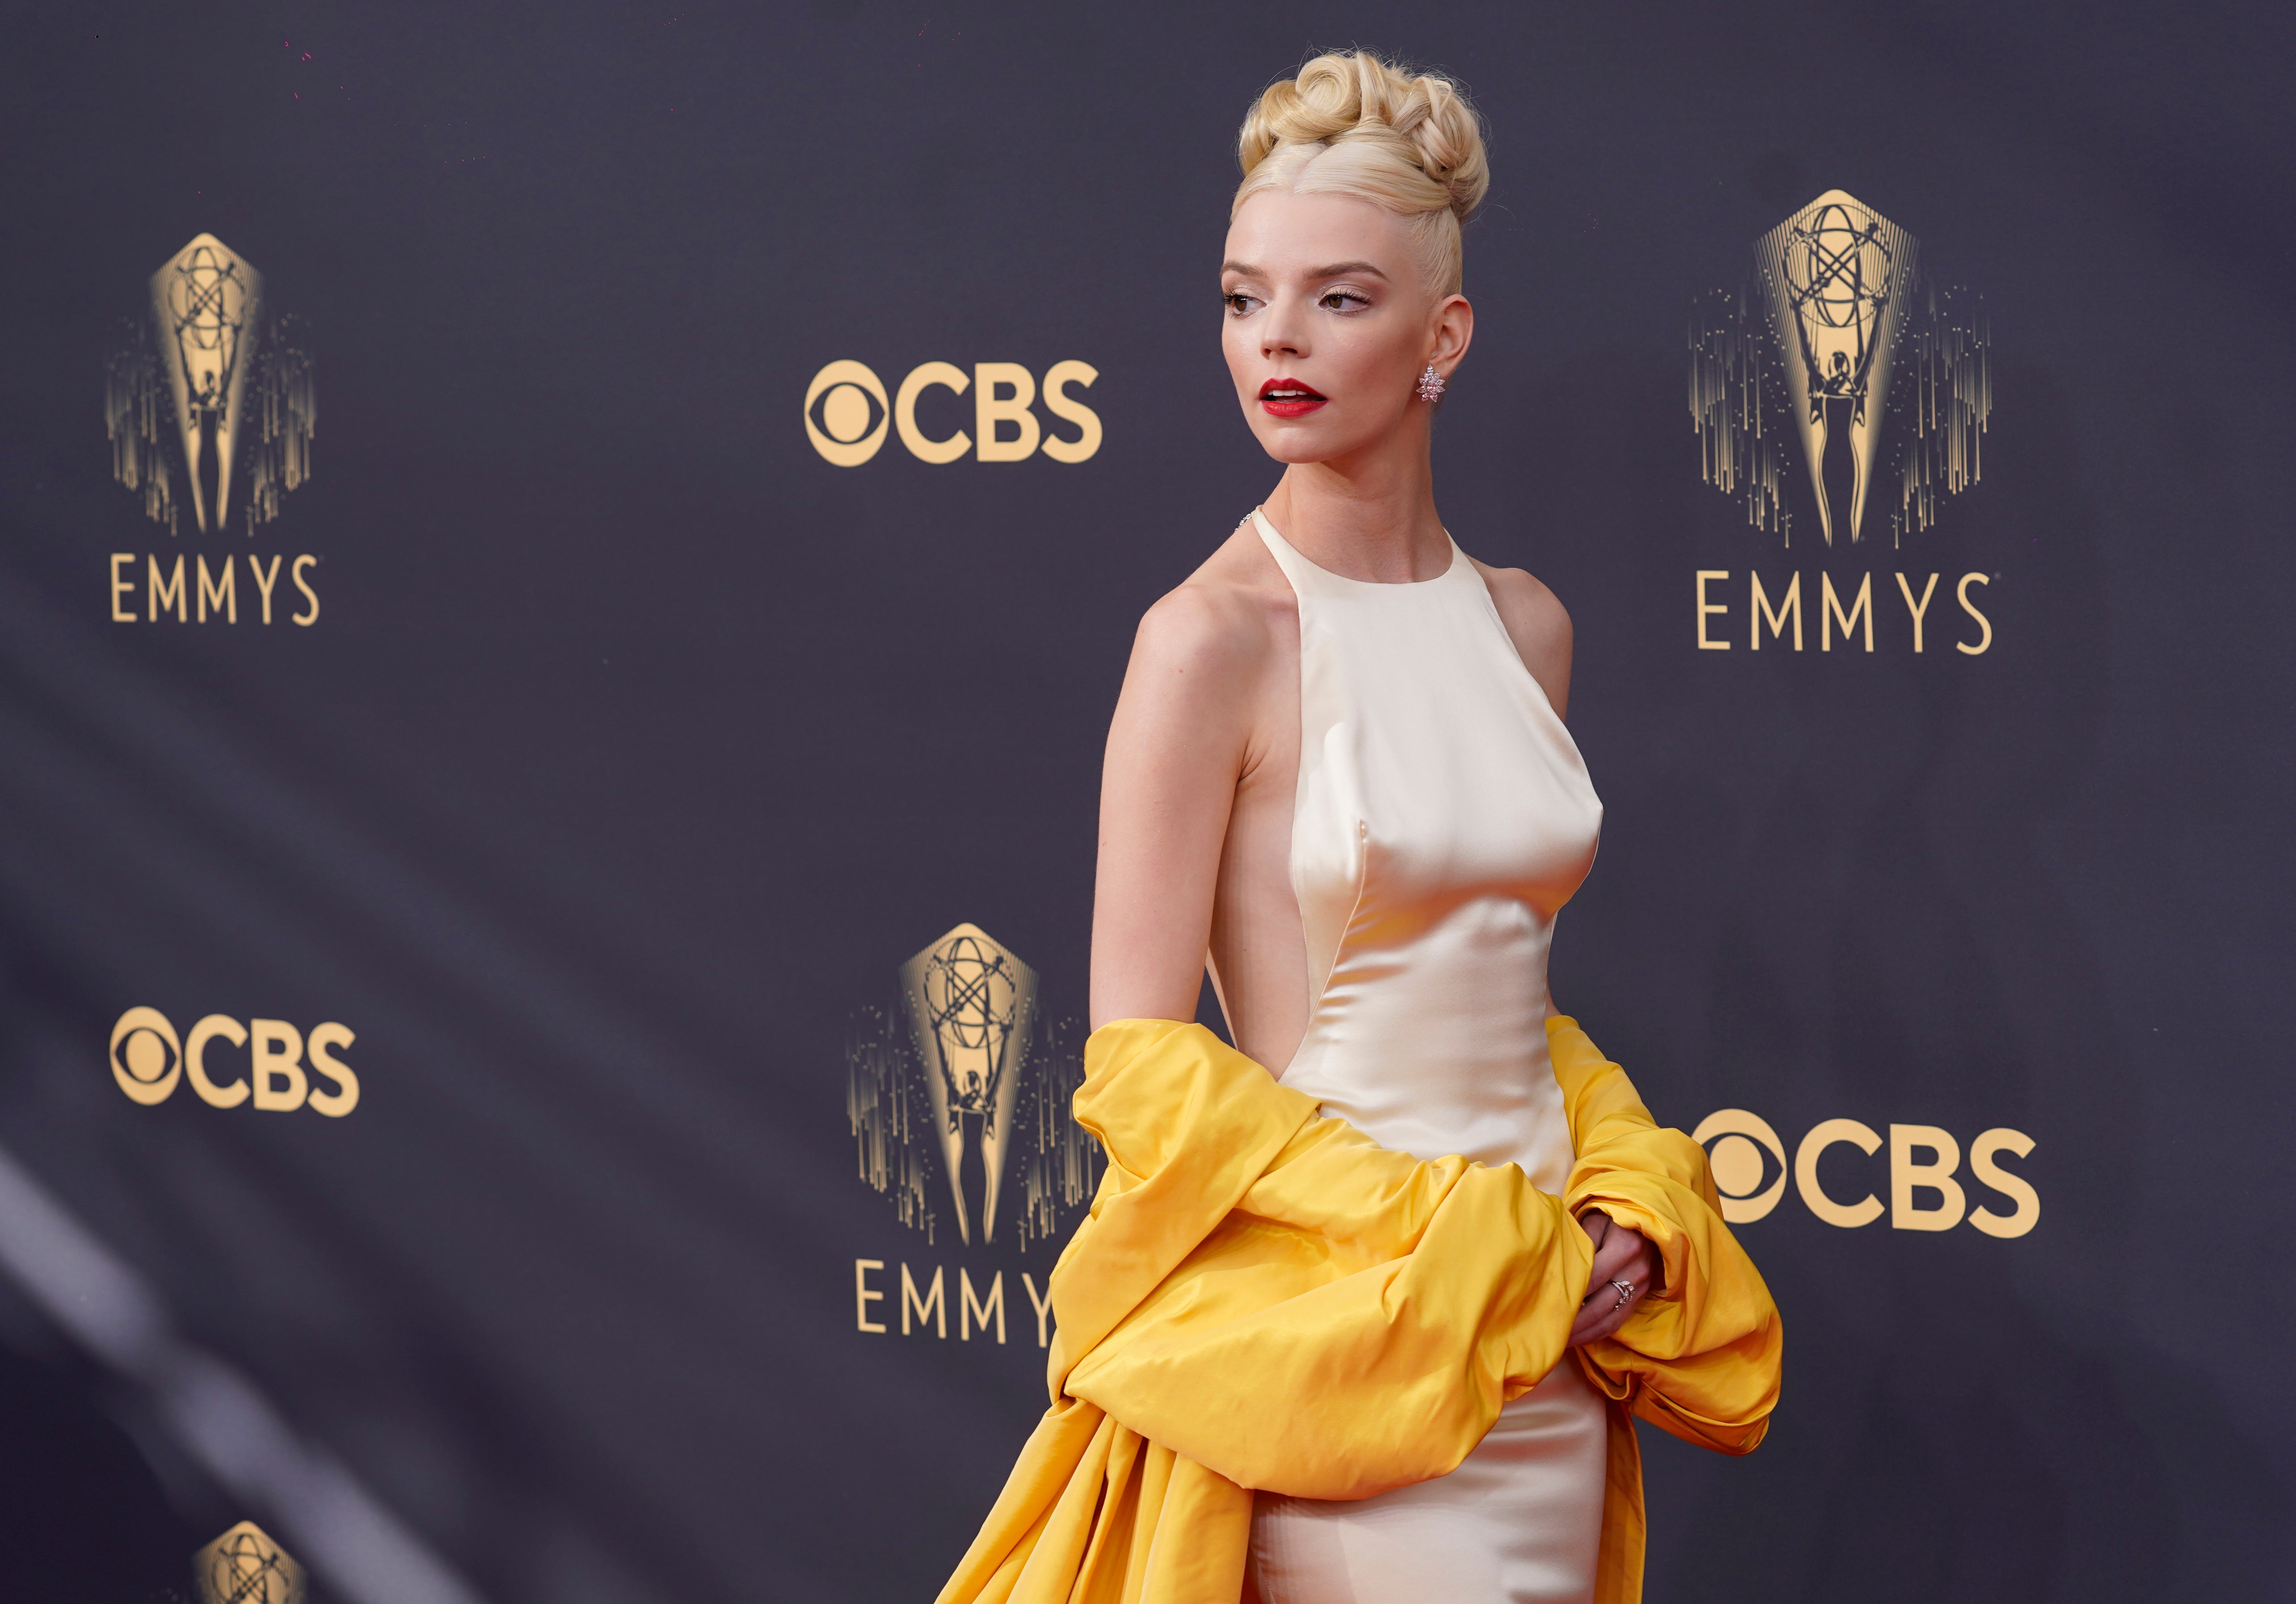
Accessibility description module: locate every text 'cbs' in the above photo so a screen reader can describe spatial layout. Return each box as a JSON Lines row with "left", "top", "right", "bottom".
{"left": 805, "top": 361, "right": 1100, "bottom": 466}
{"left": 110, "top": 1007, "right": 359, "bottom": 1116}
{"left": 1696, "top": 1110, "right": 2037, "bottom": 1236}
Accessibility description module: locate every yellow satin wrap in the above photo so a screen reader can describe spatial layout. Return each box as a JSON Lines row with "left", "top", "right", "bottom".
{"left": 937, "top": 1016, "right": 1782, "bottom": 1604}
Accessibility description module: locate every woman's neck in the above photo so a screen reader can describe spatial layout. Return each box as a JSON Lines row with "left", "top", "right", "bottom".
{"left": 1261, "top": 428, "right": 1449, "bottom": 583}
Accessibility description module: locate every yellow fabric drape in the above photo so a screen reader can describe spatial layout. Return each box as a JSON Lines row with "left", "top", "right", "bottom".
{"left": 938, "top": 1017, "right": 1781, "bottom": 1604}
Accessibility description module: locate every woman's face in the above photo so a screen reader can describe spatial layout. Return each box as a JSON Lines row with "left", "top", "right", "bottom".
{"left": 1220, "top": 190, "right": 1463, "bottom": 465}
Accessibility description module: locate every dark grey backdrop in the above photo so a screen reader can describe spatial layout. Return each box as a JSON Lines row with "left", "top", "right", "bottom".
{"left": 0, "top": 3, "right": 2288, "bottom": 1601}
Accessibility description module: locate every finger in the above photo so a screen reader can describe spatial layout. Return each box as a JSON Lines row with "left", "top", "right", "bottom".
{"left": 1570, "top": 1276, "right": 1625, "bottom": 1340}
{"left": 1617, "top": 1242, "right": 1659, "bottom": 1299}
{"left": 1570, "top": 1272, "right": 1644, "bottom": 1346}
{"left": 1587, "top": 1231, "right": 1638, "bottom": 1288}
{"left": 1579, "top": 1219, "right": 1620, "bottom": 1301}
{"left": 1580, "top": 1224, "right": 1655, "bottom": 1314}
{"left": 1572, "top": 1284, "right": 1645, "bottom": 1347}
{"left": 1571, "top": 1297, "right": 1627, "bottom": 1347}
{"left": 1570, "top": 1273, "right": 1621, "bottom": 1342}
{"left": 1568, "top": 1299, "right": 1613, "bottom": 1346}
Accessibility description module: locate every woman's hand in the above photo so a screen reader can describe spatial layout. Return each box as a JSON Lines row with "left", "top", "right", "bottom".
{"left": 1570, "top": 1209, "right": 1658, "bottom": 1346}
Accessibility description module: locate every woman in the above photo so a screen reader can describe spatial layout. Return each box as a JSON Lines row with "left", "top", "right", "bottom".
{"left": 941, "top": 51, "right": 1777, "bottom": 1604}
{"left": 1098, "top": 51, "right": 1653, "bottom": 1604}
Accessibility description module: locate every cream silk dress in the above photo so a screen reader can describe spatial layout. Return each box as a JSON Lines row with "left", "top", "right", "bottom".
{"left": 1245, "top": 510, "right": 1611, "bottom": 1604}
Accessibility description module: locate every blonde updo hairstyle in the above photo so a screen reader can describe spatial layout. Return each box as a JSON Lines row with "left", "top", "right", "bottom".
{"left": 1233, "top": 51, "right": 1490, "bottom": 299}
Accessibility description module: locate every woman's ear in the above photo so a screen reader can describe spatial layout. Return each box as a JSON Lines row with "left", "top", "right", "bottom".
{"left": 1431, "top": 293, "right": 1475, "bottom": 375}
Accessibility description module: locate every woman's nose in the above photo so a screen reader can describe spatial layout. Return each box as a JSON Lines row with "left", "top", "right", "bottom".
{"left": 1261, "top": 304, "right": 1308, "bottom": 359}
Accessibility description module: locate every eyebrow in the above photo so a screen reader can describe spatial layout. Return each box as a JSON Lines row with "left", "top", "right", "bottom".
{"left": 1221, "top": 259, "right": 1392, "bottom": 280}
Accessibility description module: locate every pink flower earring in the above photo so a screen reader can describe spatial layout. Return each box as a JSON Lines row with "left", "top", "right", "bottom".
{"left": 1417, "top": 365, "right": 1447, "bottom": 403}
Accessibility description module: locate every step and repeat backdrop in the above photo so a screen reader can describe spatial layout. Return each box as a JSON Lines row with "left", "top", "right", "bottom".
{"left": 0, "top": 4, "right": 2287, "bottom": 1602}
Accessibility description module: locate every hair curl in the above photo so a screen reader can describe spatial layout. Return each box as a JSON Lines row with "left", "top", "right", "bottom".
{"left": 1233, "top": 51, "right": 1489, "bottom": 297}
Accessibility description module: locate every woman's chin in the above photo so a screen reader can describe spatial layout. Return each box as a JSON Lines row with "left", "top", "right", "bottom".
{"left": 1260, "top": 444, "right": 1329, "bottom": 466}
{"left": 1250, "top": 422, "right": 1366, "bottom": 466}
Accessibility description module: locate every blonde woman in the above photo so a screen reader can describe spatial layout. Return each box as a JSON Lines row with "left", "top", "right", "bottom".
{"left": 942, "top": 51, "right": 1778, "bottom": 1604}
{"left": 1096, "top": 50, "right": 1646, "bottom": 1604}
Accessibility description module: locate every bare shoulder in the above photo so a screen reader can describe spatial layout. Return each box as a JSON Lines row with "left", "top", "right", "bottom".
{"left": 1469, "top": 557, "right": 1575, "bottom": 719}
{"left": 1127, "top": 520, "right": 1296, "bottom": 685}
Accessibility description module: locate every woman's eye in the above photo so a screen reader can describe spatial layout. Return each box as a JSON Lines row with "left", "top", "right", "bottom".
{"left": 1224, "top": 292, "right": 1259, "bottom": 316}
{"left": 1320, "top": 290, "right": 1369, "bottom": 312}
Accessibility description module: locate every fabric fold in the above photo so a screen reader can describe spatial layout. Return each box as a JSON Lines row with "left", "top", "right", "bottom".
{"left": 937, "top": 1016, "right": 1781, "bottom": 1604}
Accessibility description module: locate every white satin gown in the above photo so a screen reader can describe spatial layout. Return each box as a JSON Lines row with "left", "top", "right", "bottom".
{"left": 1244, "top": 510, "right": 1611, "bottom": 1604}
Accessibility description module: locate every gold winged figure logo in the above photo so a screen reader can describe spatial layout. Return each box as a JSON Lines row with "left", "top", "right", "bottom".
{"left": 106, "top": 233, "right": 315, "bottom": 535}
{"left": 1691, "top": 190, "right": 1991, "bottom": 546}
{"left": 847, "top": 923, "right": 1101, "bottom": 1250}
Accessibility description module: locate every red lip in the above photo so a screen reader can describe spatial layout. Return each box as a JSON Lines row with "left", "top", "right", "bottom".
{"left": 1258, "top": 376, "right": 1328, "bottom": 419}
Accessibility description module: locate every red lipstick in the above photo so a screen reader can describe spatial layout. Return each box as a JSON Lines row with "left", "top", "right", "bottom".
{"left": 1258, "top": 377, "right": 1328, "bottom": 419}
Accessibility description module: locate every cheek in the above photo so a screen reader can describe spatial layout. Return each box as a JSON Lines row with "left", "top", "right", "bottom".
{"left": 1329, "top": 324, "right": 1419, "bottom": 397}
{"left": 1220, "top": 320, "right": 1257, "bottom": 390}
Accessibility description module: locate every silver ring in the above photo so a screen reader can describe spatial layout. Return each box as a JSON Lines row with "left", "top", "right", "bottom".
{"left": 1609, "top": 1279, "right": 1635, "bottom": 1310}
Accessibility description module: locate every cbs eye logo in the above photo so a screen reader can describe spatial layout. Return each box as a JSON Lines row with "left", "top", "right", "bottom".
{"left": 1692, "top": 1110, "right": 1791, "bottom": 1224}
{"left": 1692, "top": 1108, "right": 2038, "bottom": 1238}
{"left": 804, "top": 360, "right": 1101, "bottom": 466}
{"left": 110, "top": 1006, "right": 360, "bottom": 1117}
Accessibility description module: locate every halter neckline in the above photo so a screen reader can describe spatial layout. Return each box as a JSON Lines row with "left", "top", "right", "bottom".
{"left": 1251, "top": 508, "right": 1462, "bottom": 589}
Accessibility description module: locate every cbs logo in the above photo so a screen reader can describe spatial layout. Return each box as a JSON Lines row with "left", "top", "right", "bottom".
{"left": 1692, "top": 1110, "right": 2038, "bottom": 1238}
{"left": 109, "top": 1007, "right": 360, "bottom": 1117}
{"left": 804, "top": 360, "right": 1102, "bottom": 466}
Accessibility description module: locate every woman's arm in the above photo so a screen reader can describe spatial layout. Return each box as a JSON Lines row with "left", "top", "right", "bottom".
{"left": 1090, "top": 584, "right": 1268, "bottom": 1029}
{"left": 1475, "top": 573, "right": 1660, "bottom": 1339}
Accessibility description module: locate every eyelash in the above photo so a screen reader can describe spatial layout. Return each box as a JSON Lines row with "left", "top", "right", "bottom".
{"left": 1222, "top": 289, "right": 1372, "bottom": 316}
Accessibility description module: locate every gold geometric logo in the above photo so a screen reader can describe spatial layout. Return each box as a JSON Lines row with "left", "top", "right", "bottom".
{"left": 847, "top": 923, "right": 1101, "bottom": 1250}
{"left": 193, "top": 1520, "right": 306, "bottom": 1604}
{"left": 107, "top": 233, "right": 315, "bottom": 535}
{"left": 1691, "top": 189, "right": 1991, "bottom": 547}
